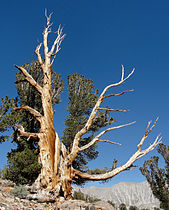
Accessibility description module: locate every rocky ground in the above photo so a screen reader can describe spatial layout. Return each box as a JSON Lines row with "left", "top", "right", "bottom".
{"left": 0, "top": 178, "right": 114, "bottom": 210}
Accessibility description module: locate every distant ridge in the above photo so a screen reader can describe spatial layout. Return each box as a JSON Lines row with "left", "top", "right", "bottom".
{"left": 73, "top": 181, "right": 160, "bottom": 209}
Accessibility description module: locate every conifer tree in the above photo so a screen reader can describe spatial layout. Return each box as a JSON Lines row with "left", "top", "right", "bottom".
{"left": 140, "top": 144, "right": 169, "bottom": 210}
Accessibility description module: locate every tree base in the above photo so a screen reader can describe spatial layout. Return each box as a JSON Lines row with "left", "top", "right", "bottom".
{"left": 26, "top": 182, "right": 73, "bottom": 203}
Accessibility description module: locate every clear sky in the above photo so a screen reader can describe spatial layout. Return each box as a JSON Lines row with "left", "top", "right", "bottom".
{"left": 0, "top": 0, "right": 168, "bottom": 187}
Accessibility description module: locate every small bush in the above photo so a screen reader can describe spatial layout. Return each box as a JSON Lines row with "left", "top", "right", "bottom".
{"left": 129, "top": 206, "right": 139, "bottom": 210}
{"left": 119, "top": 203, "right": 127, "bottom": 210}
{"left": 107, "top": 200, "right": 115, "bottom": 207}
{"left": 0, "top": 169, "right": 3, "bottom": 178}
{"left": 10, "top": 185, "right": 28, "bottom": 199}
{"left": 74, "top": 190, "right": 86, "bottom": 201}
{"left": 141, "top": 209, "right": 150, "bottom": 210}
{"left": 73, "top": 190, "right": 101, "bottom": 203}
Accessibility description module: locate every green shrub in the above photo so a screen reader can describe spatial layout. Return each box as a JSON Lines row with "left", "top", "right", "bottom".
{"left": 10, "top": 185, "right": 28, "bottom": 199}
{"left": 107, "top": 200, "right": 115, "bottom": 207}
{"left": 119, "top": 203, "right": 127, "bottom": 210}
{"left": 129, "top": 206, "right": 139, "bottom": 210}
{"left": 73, "top": 190, "right": 101, "bottom": 203}
{"left": 74, "top": 190, "right": 86, "bottom": 201}
{"left": 0, "top": 169, "right": 3, "bottom": 178}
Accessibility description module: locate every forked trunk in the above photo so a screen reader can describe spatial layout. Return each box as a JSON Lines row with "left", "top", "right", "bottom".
{"left": 32, "top": 132, "right": 74, "bottom": 201}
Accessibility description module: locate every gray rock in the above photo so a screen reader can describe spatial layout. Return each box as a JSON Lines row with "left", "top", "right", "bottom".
{"left": 0, "top": 178, "right": 15, "bottom": 188}
{"left": 94, "top": 201, "right": 115, "bottom": 210}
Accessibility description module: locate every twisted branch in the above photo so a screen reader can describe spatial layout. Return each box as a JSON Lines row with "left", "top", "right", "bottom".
{"left": 74, "top": 120, "right": 161, "bottom": 181}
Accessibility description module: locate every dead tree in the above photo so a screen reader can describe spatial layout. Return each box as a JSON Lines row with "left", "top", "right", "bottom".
{"left": 14, "top": 13, "right": 161, "bottom": 201}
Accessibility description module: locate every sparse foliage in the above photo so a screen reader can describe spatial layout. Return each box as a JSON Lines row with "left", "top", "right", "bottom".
{"left": 10, "top": 185, "right": 28, "bottom": 199}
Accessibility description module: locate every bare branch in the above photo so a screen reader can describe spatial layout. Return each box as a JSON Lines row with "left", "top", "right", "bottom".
{"left": 69, "top": 67, "right": 135, "bottom": 161}
{"left": 44, "top": 9, "right": 53, "bottom": 29}
{"left": 98, "top": 107, "right": 129, "bottom": 112}
{"left": 49, "top": 25, "right": 66, "bottom": 57}
{"left": 45, "top": 9, "right": 53, "bottom": 21}
{"left": 51, "top": 55, "right": 56, "bottom": 66}
{"left": 42, "top": 11, "right": 65, "bottom": 71}
{"left": 14, "top": 106, "right": 42, "bottom": 122}
{"left": 102, "top": 67, "right": 135, "bottom": 93}
{"left": 43, "top": 12, "right": 53, "bottom": 59}
{"left": 95, "top": 121, "right": 136, "bottom": 140}
{"left": 103, "top": 89, "right": 134, "bottom": 99}
{"left": 121, "top": 64, "right": 125, "bottom": 81}
{"left": 137, "top": 118, "right": 159, "bottom": 151}
{"left": 15, "top": 124, "right": 40, "bottom": 140}
{"left": 97, "top": 139, "right": 121, "bottom": 145}
{"left": 15, "top": 65, "right": 43, "bottom": 94}
{"left": 74, "top": 124, "right": 161, "bottom": 181}
{"left": 79, "top": 122, "right": 135, "bottom": 151}
{"left": 35, "top": 43, "right": 44, "bottom": 69}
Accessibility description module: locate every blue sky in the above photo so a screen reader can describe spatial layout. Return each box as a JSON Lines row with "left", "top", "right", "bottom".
{"left": 0, "top": 0, "right": 169, "bottom": 187}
